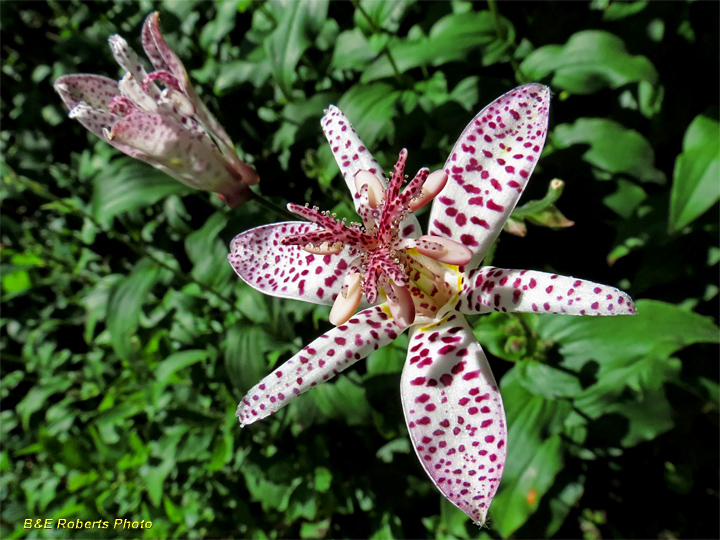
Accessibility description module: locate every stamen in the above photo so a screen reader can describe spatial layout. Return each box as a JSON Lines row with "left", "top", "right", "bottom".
{"left": 412, "top": 235, "right": 472, "bottom": 265}
{"left": 386, "top": 281, "right": 415, "bottom": 329}
{"left": 354, "top": 171, "right": 385, "bottom": 209}
{"left": 118, "top": 73, "right": 158, "bottom": 113}
{"left": 161, "top": 87, "right": 195, "bottom": 116}
{"left": 329, "top": 273, "right": 363, "bottom": 325}
{"left": 302, "top": 241, "right": 344, "bottom": 255}
{"left": 409, "top": 170, "right": 448, "bottom": 211}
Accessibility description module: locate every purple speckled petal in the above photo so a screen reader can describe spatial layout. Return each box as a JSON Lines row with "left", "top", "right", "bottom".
{"left": 458, "top": 267, "right": 637, "bottom": 316}
{"left": 109, "top": 112, "right": 247, "bottom": 202}
{"left": 401, "top": 312, "right": 506, "bottom": 526}
{"left": 322, "top": 106, "right": 421, "bottom": 239}
{"left": 108, "top": 34, "right": 152, "bottom": 85}
{"left": 139, "top": 13, "right": 254, "bottom": 188}
{"left": 228, "top": 222, "right": 363, "bottom": 306}
{"left": 67, "top": 102, "right": 121, "bottom": 142}
{"left": 54, "top": 74, "right": 119, "bottom": 111}
{"left": 141, "top": 12, "right": 188, "bottom": 85}
{"left": 429, "top": 84, "right": 551, "bottom": 269}
{"left": 322, "top": 105, "right": 386, "bottom": 193}
{"left": 237, "top": 305, "right": 404, "bottom": 426}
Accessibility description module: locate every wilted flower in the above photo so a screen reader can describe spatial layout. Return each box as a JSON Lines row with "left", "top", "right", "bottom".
{"left": 228, "top": 84, "right": 637, "bottom": 524}
{"left": 54, "top": 12, "right": 258, "bottom": 207}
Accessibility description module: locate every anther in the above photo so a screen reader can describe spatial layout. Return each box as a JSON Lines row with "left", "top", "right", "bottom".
{"left": 409, "top": 170, "right": 448, "bottom": 211}
{"left": 354, "top": 171, "right": 385, "bottom": 209}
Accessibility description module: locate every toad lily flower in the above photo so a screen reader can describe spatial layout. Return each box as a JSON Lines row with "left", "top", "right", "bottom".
{"left": 228, "top": 84, "right": 636, "bottom": 525}
{"left": 53, "top": 12, "right": 258, "bottom": 207}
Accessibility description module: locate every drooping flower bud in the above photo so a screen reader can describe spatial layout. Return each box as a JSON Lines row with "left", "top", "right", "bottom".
{"left": 54, "top": 12, "right": 258, "bottom": 207}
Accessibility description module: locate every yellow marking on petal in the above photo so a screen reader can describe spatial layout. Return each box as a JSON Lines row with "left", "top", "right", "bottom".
{"left": 380, "top": 303, "right": 392, "bottom": 318}
{"left": 170, "top": 158, "right": 184, "bottom": 168}
{"left": 417, "top": 313, "right": 452, "bottom": 332}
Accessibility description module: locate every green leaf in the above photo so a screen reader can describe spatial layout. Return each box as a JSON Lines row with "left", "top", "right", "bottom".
{"left": 311, "top": 375, "right": 373, "bottom": 425}
{"left": 491, "top": 369, "right": 571, "bottom": 536}
{"left": 537, "top": 300, "right": 719, "bottom": 367}
{"left": 155, "top": 349, "right": 209, "bottom": 387}
{"left": 145, "top": 456, "right": 176, "bottom": 507}
{"left": 215, "top": 58, "right": 273, "bottom": 93}
{"left": 520, "top": 30, "right": 658, "bottom": 96}
{"left": 366, "top": 337, "right": 406, "bottom": 376}
{"left": 331, "top": 29, "right": 377, "bottom": 70}
{"left": 602, "top": 179, "right": 647, "bottom": 218}
{"left": 336, "top": 83, "right": 401, "bottom": 148}
{"left": 494, "top": 435, "right": 565, "bottom": 536}
{"left": 449, "top": 76, "right": 480, "bottom": 112}
{"left": 361, "top": 11, "right": 497, "bottom": 83}
{"left": 543, "top": 475, "right": 586, "bottom": 537}
{"left": 300, "top": 518, "right": 331, "bottom": 539}
{"left": 16, "top": 379, "right": 73, "bottom": 430}
{"left": 514, "top": 362, "right": 583, "bottom": 400}
{"left": 439, "top": 496, "right": 471, "bottom": 539}
{"left": 575, "top": 353, "right": 680, "bottom": 446}
{"left": 106, "top": 258, "right": 163, "bottom": 359}
{"left": 91, "top": 158, "right": 188, "bottom": 228}
{"left": 67, "top": 470, "right": 99, "bottom": 492}
{"left": 427, "top": 11, "right": 497, "bottom": 63}
{"left": 669, "top": 114, "right": 720, "bottom": 232}
{"left": 353, "top": 0, "right": 414, "bottom": 34}
{"left": 235, "top": 282, "right": 271, "bottom": 324}
{"left": 313, "top": 466, "right": 332, "bottom": 493}
{"left": 552, "top": 118, "right": 666, "bottom": 184}
{"left": 243, "top": 461, "right": 303, "bottom": 512}
{"left": 224, "top": 322, "right": 283, "bottom": 391}
{"left": 199, "top": 1, "right": 239, "bottom": 52}
{"left": 590, "top": 0, "right": 649, "bottom": 21}
{"left": 265, "top": 0, "right": 329, "bottom": 99}
{"left": 536, "top": 300, "right": 719, "bottom": 446}
{"left": 473, "top": 312, "right": 534, "bottom": 362}
{"left": 1, "top": 268, "right": 30, "bottom": 298}
{"left": 375, "top": 437, "right": 410, "bottom": 464}
{"left": 185, "top": 212, "right": 232, "bottom": 288}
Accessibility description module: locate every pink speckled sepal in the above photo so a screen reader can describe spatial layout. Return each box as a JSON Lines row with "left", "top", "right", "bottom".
{"left": 430, "top": 83, "right": 551, "bottom": 269}
{"left": 401, "top": 313, "right": 506, "bottom": 526}
{"left": 109, "top": 113, "right": 229, "bottom": 187}
{"left": 228, "top": 222, "right": 364, "bottom": 306}
{"left": 65, "top": 102, "right": 120, "bottom": 143}
{"left": 141, "top": 12, "right": 187, "bottom": 85}
{"left": 54, "top": 74, "right": 119, "bottom": 111}
{"left": 237, "top": 305, "right": 404, "bottom": 426}
{"left": 459, "top": 267, "right": 637, "bottom": 316}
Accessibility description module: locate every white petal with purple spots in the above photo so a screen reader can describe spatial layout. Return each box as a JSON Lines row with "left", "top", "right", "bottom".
{"left": 458, "top": 267, "right": 638, "bottom": 316}
{"left": 401, "top": 312, "right": 506, "bottom": 526}
{"left": 237, "top": 306, "right": 404, "bottom": 426}
{"left": 229, "top": 222, "right": 363, "bottom": 306}
{"left": 430, "top": 84, "right": 551, "bottom": 269}
{"left": 54, "top": 74, "right": 119, "bottom": 112}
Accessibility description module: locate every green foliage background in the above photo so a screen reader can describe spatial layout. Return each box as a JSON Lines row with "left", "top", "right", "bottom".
{"left": 2, "top": 1, "right": 718, "bottom": 538}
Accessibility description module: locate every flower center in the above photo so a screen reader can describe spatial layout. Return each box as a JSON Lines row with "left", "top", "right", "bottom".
{"left": 282, "top": 150, "right": 471, "bottom": 328}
